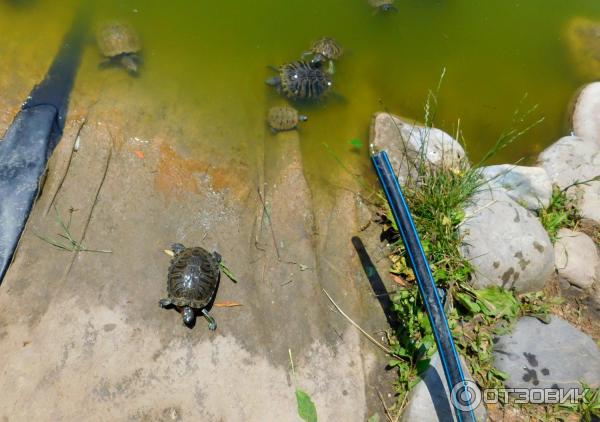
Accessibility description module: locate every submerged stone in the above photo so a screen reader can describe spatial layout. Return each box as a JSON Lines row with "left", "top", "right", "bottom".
{"left": 565, "top": 17, "right": 600, "bottom": 79}
{"left": 460, "top": 189, "right": 554, "bottom": 293}
{"left": 493, "top": 316, "right": 600, "bottom": 391}
{"left": 479, "top": 165, "right": 552, "bottom": 210}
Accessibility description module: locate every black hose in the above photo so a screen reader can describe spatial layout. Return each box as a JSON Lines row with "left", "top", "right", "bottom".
{"left": 372, "top": 151, "right": 477, "bottom": 422}
{"left": 0, "top": 6, "right": 88, "bottom": 283}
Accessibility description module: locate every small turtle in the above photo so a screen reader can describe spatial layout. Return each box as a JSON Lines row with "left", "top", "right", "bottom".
{"left": 266, "top": 61, "right": 332, "bottom": 101}
{"left": 267, "top": 106, "right": 308, "bottom": 132}
{"left": 96, "top": 21, "right": 142, "bottom": 75}
{"left": 159, "top": 243, "right": 221, "bottom": 330}
{"left": 303, "top": 37, "right": 343, "bottom": 74}
{"left": 368, "top": 0, "right": 397, "bottom": 13}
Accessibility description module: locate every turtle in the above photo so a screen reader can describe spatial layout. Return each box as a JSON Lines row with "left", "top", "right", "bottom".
{"left": 266, "top": 61, "right": 332, "bottom": 101}
{"left": 159, "top": 243, "right": 221, "bottom": 330}
{"left": 267, "top": 106, "right": 308, "bottom": 132}
{"left": 302, "top": 37, "right": 343, "bottom": 74}
{"left": 368, "top": 0, "right": 397, "bottom": 13}
{"left": 96, "top": 21, "right": 142, "bottom": 75}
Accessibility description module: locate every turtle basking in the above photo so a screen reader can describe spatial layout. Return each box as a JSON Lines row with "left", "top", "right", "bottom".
{"left": 368, "top": 0, "right": 397, "bottom": 13}
{"left": 96, "top": 21, "right": 142, "bottom": 75}
{"left": 267, "top": 106, "right": 308, "bottom": 132}
{"left": 159, "top": 243, "right": 221, "bottom": 329}
{"left": 303, "top": 37, "right": 343, "bottom": 74}
{"left": 266, "top": 61, "right": 332, "bottom": 101}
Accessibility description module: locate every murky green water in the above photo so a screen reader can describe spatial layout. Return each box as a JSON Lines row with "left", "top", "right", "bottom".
{"left": 2, "top": 0, "right": 600, "bottom": 185}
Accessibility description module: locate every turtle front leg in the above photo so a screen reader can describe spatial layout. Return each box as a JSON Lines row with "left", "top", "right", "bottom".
{"left": 159, "top": 298, "right": 172, "bottom": 308}
{"left": 202, "top": 309, "right": 217, "bottom": 331}
{"left": 327, "top": 60, "right": 335, "bottom": 75}
{"left": 171, "top": 243, "right": 185, "bottom": 254}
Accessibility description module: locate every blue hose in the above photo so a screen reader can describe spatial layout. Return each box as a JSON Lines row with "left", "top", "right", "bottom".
{"left": 372, "top": 151, "right": 477, "bottom": 422}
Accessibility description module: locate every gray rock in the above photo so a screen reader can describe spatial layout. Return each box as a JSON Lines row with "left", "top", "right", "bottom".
{"left": 538, "top": 136, "right": 600, "bottom": 189}
{"left": 493, "top": 316, "right": 600, "bottom": 391}
{"left": 579, "top": 180, "right": 600, "bottom": 223}
{"left": 460, "top": 189, "right": 555, "bottom": 293}
{"left": 479, "top": 165, "right": 552, "bottom": 210}
{"left": 369, "top": 112, "right": 467, "bottom": 185}
{"left": 401, "top": 352, "right": 487, "bottom": 422}
{"left": 572, "top": 82, "right": 600, "bottom": 145}
{"left": 555, "top": 228, "right": 600, "bottom": 289}
{"left": 538, "top": 136, "right": 600, "bottom": 224}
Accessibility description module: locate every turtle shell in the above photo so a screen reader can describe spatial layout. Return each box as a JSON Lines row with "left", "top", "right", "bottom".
{"left": 311, "top": 37, "right": 343, "bottom": 60}
{"left": 267, "top": 106, "right": 300, "bottom": 130}
{"left": 166, "top": 247, "right": 220, "bottom": 308}
{"left": 278, "top": 61, "right": 332, "bottom": 100}
{"left": 96, "top": 21, "right": 141, "bottom": 58}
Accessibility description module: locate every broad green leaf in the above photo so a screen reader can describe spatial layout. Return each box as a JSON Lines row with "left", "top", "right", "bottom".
{"left": 474, "top": 287, "right": 519, "bottom": 319}
{"left": 296, "top": 389, "right": 318, "bottom": 422}
{"left": 456, "top": 292, "right": 480, "bottom": 314}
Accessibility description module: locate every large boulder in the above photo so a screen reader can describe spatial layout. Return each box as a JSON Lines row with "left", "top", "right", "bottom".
{"left": 479, "top": 165, "right": 552, "bottom": 210}
{"left": 369, "top": 112, "right": 467, "bottom": 185}
{"left": 493, "top": 316, "right": 600, "bottom": 391}
{"left": 401, "top": 353, "right": 487, "bottom": 422}
{"left": 538, "top": 135, "right": 600, "bottom": 224}
{"left": 460, "top": 189, "right": 554, "bottom": 293}
{"left": 554, "top": 228, "right": 600, "bottom": 290}
{"left": 564, "top": 18, "right": 600, "bottom": 80}
{"left": 572, "top": 82, "right": 600, "bottom": 146}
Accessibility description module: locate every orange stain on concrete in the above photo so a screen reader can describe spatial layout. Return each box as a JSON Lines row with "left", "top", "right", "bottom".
{"left": 155, "top": 142, "right": 206, "bottom": 198}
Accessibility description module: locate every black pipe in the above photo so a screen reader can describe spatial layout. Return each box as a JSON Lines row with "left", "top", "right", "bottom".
{"left": 0, "top": 6, "right": 88, "bottom": 283}
{"left": 372, "top": 151, "right": 476, "bottom": 422}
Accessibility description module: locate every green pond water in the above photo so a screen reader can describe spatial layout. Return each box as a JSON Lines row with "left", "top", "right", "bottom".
{"left": 2, "top": 0, "right": 600, "bottom": 187}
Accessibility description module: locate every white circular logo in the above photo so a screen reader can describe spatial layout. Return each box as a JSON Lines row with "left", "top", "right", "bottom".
{"left": 450, "top": 380, "right": 482, "bottom": 412}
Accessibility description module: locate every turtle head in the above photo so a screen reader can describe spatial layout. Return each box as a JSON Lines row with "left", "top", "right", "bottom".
{"left": 182, "top": 307, "right": 195, "bottom": 327}
{"left": 298, "top": 115, "right": 308, "bottom": 122}
{"left": 212, "top": 251, "right": 222, "bottom": 263}
{"left": 380, "top": 4, "right": 398, "bottom": 12}
{"left": 265, "top": 76, "right": 281, "bottom": 87}
{"left": 310, "top": 54, "right": 325, "bottom": 66}
{"left": 121, "top": 54, "right": 140, "bottom": 75}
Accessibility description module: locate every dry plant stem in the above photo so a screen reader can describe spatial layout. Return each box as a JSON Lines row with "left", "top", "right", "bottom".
{"left": 322, "top": 289, "right": 401, "bottom": 358}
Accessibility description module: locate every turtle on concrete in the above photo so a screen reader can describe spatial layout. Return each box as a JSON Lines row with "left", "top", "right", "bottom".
{"left": 368, "top": 0, "right": 397, "bottom": 13}
{"left": 266, "top": 61, "right": 332, "bottom": 101}
{"left": 96, "top": 21, "right": 142, "bottom": 75}
{"left": 302, "top": 37, "right": 343, "bottom": 74}
{"left": 267, "top": 106, "right": 308, "bottom": 132}
{"left": 159, "top": 243, "right": 221, "bottom": 330}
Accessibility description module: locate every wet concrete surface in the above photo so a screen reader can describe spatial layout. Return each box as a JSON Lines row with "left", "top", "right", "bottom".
{"left": 0, "top": 70, "right": 396, "bottom": 420}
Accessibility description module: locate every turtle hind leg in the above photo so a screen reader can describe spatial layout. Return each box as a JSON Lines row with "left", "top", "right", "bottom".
{"left": 202, "top": 309, "right": 217, "bottom": 331}
{"left": 159, "top": 298, "right": 172, "bottom": 308}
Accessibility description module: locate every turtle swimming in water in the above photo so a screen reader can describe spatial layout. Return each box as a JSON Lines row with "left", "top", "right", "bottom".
{"left": 302, "top": 37, "right": 343, "bottom": 74}
{"left": 159, "top": 243, "right": 221, "bottom": 329}
{"left": 266, "top": 61, "right": 332, "bottom": 101}
{"left": 96, "top": 21, "right": 142, "bottom": 75}
{"left": 368, "top": 0, "right": 397, "bottom": 13}
{"left": 267, "top": 106, "right": 308, "bottom": 132}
